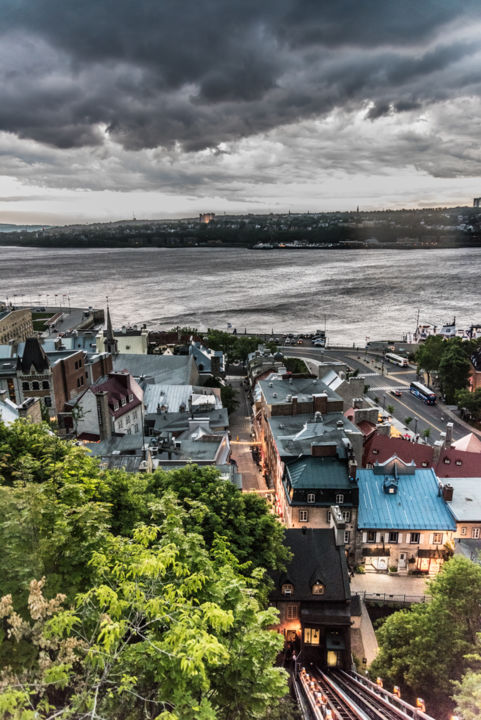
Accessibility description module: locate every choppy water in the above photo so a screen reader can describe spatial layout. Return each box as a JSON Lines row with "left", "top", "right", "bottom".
{"left": 1, "top": 245, "right": 480, "bottom": 345}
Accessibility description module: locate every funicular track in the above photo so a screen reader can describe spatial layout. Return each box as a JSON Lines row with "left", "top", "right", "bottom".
{"left": 296, "top": 666, "right": 438, "bottom": 720}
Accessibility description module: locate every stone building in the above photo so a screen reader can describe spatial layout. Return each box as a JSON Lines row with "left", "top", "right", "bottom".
{"left": 0, "top": 308, "right": 33, "bottom": 344}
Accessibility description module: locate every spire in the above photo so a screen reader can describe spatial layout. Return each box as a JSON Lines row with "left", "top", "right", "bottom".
{"left": 104, "top": 304, "right": 118, "bottom": 356}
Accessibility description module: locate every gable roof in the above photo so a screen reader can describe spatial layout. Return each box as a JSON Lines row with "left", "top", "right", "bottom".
{"left": 17, "top": 337, "right": 50, "bottom": 373}
{"left": 452, "top": 433, "right": 481, "bottom": 454}
{"left": 270, "top": 528, "right": 350, "bottom": 604}
{"left": 363, "top": 433, "right": 433, "bottom": 468}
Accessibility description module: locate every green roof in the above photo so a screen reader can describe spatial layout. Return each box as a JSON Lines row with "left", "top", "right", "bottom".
{"left": 286, "top": 456, "right": 350, "bottom": 489}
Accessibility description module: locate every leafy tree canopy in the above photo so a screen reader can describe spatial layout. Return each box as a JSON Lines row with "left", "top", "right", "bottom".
{"left": 370, "top": 556, "right": 481, "bottom": 714}
{"left": 0, "top": 495, "right": 287, "bottom": 720}
{"left": 438, "top": 339, "right": 471, "bottom": 403}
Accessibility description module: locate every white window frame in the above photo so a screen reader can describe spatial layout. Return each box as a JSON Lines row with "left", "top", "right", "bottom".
{"left": 461, "top": 526, "right": 467, "bottom": 536}
{"left": 410, "top": 532, "right": 420, "bottom": 544}
{"left": 344, "top": 530, "right": 351, "bottom": 544}
{"left": 342, "top": 510, "right": 351, "bottom": 522}
{"left": 432, "top": 532, "right": 443, "bottom": 544}
{"left": 307, "top": 493, "right": 315, "bottom": 504}
{"left": 299, "top": 509, "right": 309, "bottom": 523}
{"left": 367, "top": 531, "right": 376, "bottom": 543}
{"left": 335, "top": 493, "right": 344, "bottom": 504}
{"left": 286, "top": 604, "right": 298, "bottom": 619}
{"left": 388, "top": 531, "right": 399, "bottom": 544}
{"left": 472, "top": 527, "right": 480, "bottom": 539}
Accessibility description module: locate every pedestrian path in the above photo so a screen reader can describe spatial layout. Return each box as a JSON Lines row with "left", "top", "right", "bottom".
{"left": 227, "top": 377, "right": 267, "bottom": 492}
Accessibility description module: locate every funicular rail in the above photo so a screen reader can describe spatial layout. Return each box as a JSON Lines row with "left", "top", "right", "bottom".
{"left": 332, "top": 671, "right": 438, "bottom": 720}
{"left": 298, "top": 665, "right": 370, "bottom": 720}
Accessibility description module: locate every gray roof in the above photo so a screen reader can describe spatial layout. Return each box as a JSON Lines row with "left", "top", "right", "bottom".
{"left": 446, "top": 478, "right": 481, "bottom": 521}
{"left": 144, "top": 384, "right": 220, "bottom": 415}
{"left": 152, "top": 407, "right": 229, "bottom": 434}
{"left": 259, "top": 376, "right": 342, "bottom": 405}
{"left": 99, "top": 455, "right": 145, "bottom": 472}
{"left": 286, "top": 456, "right": 351, "bottom": 489}
{"left": 268, "top": 412, "right": 361, "bottom": 458}
{"left": 85, "top": 433, "right": 145, "bottom": 457}
{"left": 114, "top": 353, "right": 194, "bottom": 384}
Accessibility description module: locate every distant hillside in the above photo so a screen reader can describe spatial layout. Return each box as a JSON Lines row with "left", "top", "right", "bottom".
{"left": 0, "top": 223, "right": 50, "bottom": 233}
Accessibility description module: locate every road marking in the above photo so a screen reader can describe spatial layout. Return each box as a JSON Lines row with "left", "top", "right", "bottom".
{"left": 388, "top": 394, "right": 444, "bottom": 434}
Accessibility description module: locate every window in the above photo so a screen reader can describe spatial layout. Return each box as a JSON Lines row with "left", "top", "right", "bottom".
{"left": 443, "top": 458, "right": 451, "bottom": 464}
{"left": 388, "top": 532, "right": 399, "bottom": 544}
{"left": 461, "top": 527, "right": 467, "bottom": 536}
{"left": 32, "top": 381, "right": 39, "bottom": 390}
{"left": 44, "top": 397, "right": 51, "bottom": 407}
{"left": 410, "top": 533, "right": 420, "bottom": 544}
{"left": 118, "top": 419, "right": 123, "bottom": 429}
{"left": 134, "top": 424, "right": 139, "bottom": 433}
{"left": 307, "top": 493, "right": 315, "bottom": 504}
{"left": 455, "top": 460, "right": 462, "bottom": 466}
{"left": 286, "top": 604, "right": 298, "bottom": 620}
{"left": 432, "top": 533, "right": 443, "bottom": 544}
{"left": 344, "top": 530, "right": 351, "bottom": 544}
{"left": 299, "top": 509, "right": 309, "bottom": 523}
{"left": 472, "top": 528, "right": 480, "bottom": 539}
{"left": 342, "top": 511, "right": 351, "bottom": 522}
{"left": 421, "top": 461, "right": 428, "bottom": 467}
{"left": 304, "top": 628, "right": 320, "bottom": 645}
{"left": 367, "top": 531, "right": 376, "bottom": 543}
{"left": 326, "top": 510, "right": 331, "bottom": 522}
{"left": 42, "top": 381, "right": 49, "bottom": 389}
{"left": 128, "top": 393, "right": 134, "bottom": 402}
{"left": 281, "top": 583, "right": 294, "bottom": 596}
{"left": 312, "top": 583, "right": 325, "bottom": 595}
{"left": 121, "top": 397, "right": 126, "bottom": 406}
{"left": 22, "top": 381, "right": 29, "bottom": 390}
{"left": 335, "top": 494, "right": 344, "bottom": 504}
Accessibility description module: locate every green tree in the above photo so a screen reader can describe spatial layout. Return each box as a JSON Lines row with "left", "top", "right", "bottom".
{"left": 456, "top": 387, "right": 481, "bottom": 421}
{"left": 452, "top": 635, "right": 481, "bottom": 720}
{"left": 370, "top": 557, "right": 481, "bottom": 714}
{"left": 415, "top": 335, "right": 445, "bottom": 385}
{"left": 386, "top": 405, "right": 394, "bottom": 416}
{"left": 0, "top": 496, "right": 287, "bottom": 720}
{"left": 422, "top": 428, "right": 431, "bottom": 440}
{"left": 438, "top": 340, "right": 471, "bottom": 403}
{"left": 404, "top": 416, "right": 413, "bottom": 427}
{"left": 220, "top": 384, "right": 239, "bottom": 414}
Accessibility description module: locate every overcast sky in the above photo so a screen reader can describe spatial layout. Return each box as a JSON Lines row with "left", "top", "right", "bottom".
{"left": 2, "top": 0, "right": 481, "bottom": 225}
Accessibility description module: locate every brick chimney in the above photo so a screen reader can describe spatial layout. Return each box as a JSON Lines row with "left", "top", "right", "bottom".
{"left": 96, "top": 391, "right": 112, "bottom": 440}
{"left": 442, "top": 483, "right": 453, "bottom": 502}
{"left": 313, "top": 393, "right": 328, "bottom": 413}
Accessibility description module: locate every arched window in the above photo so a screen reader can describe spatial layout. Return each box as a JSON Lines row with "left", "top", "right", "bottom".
{"left": 42, "top": 381, "right": 49, "bottom": 390}
{"left": 32, "top": 381, "right": 40, "bottom": 390}
{"left": 22, "top": 381, "right": 29, "bottom": 391}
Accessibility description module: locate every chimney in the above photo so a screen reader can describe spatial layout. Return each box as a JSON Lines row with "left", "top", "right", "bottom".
{"left": 292, "top": 396, "right": 298, "bottom": 415}
{"left": 432, "top": 440, "right": 443, "bottom": 464}
{"left": 442, "top": 483, "right": 453, "bottom": 502}
{"left": 313, "top": 393, "right": 328, "bottom": 413}
{"left": 348, "top": 459, "right": 358, "bottom": 478}
{"left": 445, "top": 422, "right": 454, "bottom": 447}
{"left": 96, "top": 391, "right": 112, "bottom": 441}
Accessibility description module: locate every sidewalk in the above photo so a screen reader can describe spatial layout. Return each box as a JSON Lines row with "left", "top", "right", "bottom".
{"left": 227, "top": 377, "right": 268, "bottom": 492}
{"left": 350, "top": 572, "right": 429, "bottom": 598}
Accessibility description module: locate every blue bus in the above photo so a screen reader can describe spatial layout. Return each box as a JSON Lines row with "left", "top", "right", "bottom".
{"left": 410, "top": 381, "right": 436, "bottom": 405}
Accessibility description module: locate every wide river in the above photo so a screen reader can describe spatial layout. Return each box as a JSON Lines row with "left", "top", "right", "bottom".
{"left": 1, "top": 245, "right": 480, "bottom": 345}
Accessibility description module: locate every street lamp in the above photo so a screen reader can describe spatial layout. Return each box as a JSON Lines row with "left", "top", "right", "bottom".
{"left": 365, "top": 336, "right": 370, "bottom": 359}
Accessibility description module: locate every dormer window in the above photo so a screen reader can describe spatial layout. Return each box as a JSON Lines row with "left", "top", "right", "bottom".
{"left": 281, "top": 583, "right": 294, "bottom": 596}
{"left": 307, "top": 493, "right": 315, "bottom": 504}
{"left": 121, "top": 397, "right": 127, "bottom": 407}
{"left": 421, "top": 461, "right": 428, "bottom": 467}
{"left": 128, "top": 393, "right": 134, "bottom": 402}
{"left": 335, "top": 494, "right": 344, "bottom": 504}
{"left": 312, "top": 582, "right": 325, "bottom": 595}
{"left": 372, "top": 449, "right": 379, "bottom": 455}
{"left": 113, "top": 403, "right": 119, "bottom": 411}
{"left": 455, "top": 460, "right": 462, "bottom": 466}
{"left": 443, "top": 458, "right": 450, "bottom": 464}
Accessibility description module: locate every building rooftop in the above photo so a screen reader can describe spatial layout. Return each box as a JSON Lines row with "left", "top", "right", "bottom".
{"left": 286, "top": 456, "right": 352, "bottom": 490}
{"left": 357, "top": 463, "right": 456, "bottom": 531}
{"left": 151, "top": 407, "right": 229, "bottom": 434}
{"left": 143, "top": 383, "right": 221, "bottom": 415}
{"left": 258, "top": 375, "right": 342, "bottom": 406}
{"left": 270, "top": 528, "right": 350, "bottom": 605}
{"left": 268, "top": 412, "right": 361, "bottom": 459}
{"left": 113, "top": 353, "right": 195, "bottom": 384}
{"left": 444, "top": 478, "right": 481, "bottom": 521}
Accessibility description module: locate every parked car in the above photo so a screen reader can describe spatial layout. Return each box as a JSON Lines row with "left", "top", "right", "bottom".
{"left": 390, "top": 389, "right": 402, "bottom": 397}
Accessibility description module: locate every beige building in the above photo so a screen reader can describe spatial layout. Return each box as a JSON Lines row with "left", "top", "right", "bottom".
{"left": 0, "top": 308, "right": 33, "bottom": 344}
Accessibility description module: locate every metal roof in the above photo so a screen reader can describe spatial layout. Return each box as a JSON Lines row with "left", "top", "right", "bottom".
{"left": 445, "top": 478, "right": 481, "bottom": 521}
{"left": 113, "top": 353, "right": 194, "bottom": 384}
{"left": 287, "top": 456, "right": 351, "bottom": 489}
{"left": 357, "top": 467, "right": 456, "bottom": 530}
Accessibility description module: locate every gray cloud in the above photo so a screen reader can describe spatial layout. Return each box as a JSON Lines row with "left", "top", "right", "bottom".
{"left": 0, "top": 0, "right": 480, "bottom": 154}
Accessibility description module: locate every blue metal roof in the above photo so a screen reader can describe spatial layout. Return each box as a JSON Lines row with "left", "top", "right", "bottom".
{"left": 357, "top": 467, "right": 456, "bottom": 531}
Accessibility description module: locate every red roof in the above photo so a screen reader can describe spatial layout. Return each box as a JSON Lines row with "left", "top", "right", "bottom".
{"left": 363, "top": 433, "right": 434, "bottom": 467}
{"left": 435, "top": 449, "right": 481, "bottom": 477}
{"left": 357, "top": 420, "right": 377, "bottom": 438}
{"left": 92, "top": 372, "right": 142, "bottom": 419}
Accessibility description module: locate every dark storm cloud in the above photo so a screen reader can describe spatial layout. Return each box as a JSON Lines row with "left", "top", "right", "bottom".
{"left": 0, "top": 0, "right": 480, "bottom": 154}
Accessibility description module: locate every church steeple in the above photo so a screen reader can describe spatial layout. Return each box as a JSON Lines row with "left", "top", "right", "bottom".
{"left": 104, "top": 304, "right": 118, "bottom": 356}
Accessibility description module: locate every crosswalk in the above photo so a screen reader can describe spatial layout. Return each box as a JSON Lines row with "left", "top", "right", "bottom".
{"left": 368, "top": 385, "right": 408, "bottom": 392}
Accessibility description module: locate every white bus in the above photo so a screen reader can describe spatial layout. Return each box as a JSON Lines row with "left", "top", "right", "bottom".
{"left": 385, "top": 352, "right": 408, "bottom": 367}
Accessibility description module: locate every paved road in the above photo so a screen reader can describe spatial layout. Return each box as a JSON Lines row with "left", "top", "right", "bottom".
{"left": 227, "top": 376, "right": 268, "bottom": 492}
{"left": 282, "top": 346, "right": 478, "bottom": 443}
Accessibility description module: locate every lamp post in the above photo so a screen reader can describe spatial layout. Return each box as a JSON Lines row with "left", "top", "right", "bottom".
{"left": 365, "top": 336, "right": 370, "bottom": 359}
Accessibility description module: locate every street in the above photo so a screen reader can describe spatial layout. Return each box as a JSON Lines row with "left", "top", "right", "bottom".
{"left": 281, "top": 346, "right": 480, "bottom": 443}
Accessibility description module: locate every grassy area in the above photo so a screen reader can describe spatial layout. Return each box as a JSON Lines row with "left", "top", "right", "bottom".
{"left": 32, "top": 312, "right": 54, "bottom": 331}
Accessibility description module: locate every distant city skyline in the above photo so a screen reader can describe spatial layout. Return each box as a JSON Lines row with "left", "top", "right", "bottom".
{"left": 1, "top": 1, "right": 481, "bottom": 225}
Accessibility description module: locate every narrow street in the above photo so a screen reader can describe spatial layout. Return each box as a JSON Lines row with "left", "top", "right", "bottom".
{"left": 227, "top": 376, "right": 268, "bottom": 492}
